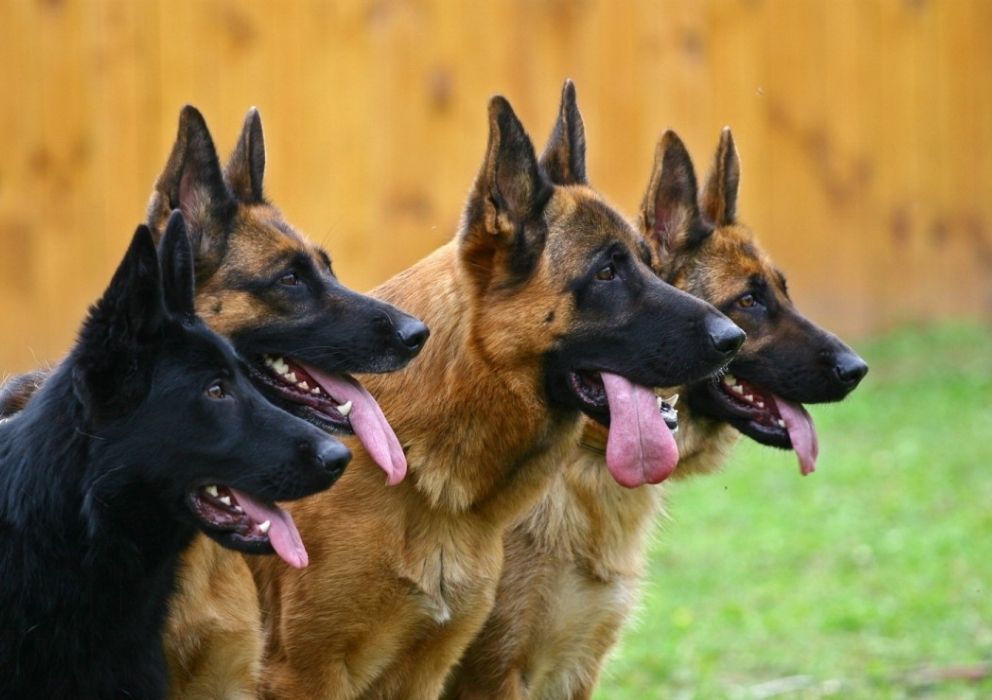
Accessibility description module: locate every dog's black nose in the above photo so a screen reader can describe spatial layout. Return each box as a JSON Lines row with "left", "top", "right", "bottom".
{"left": 395, "top": 316, "right": 430, "bottom": 354}
{"left": 312, "top": 439, "right": 352, "bottom": 478}
{"left": 708, "top": 317, "right": 746, "bottom": 357}
{"left": 833, "top": 351, "right": 869, "bottom": 389}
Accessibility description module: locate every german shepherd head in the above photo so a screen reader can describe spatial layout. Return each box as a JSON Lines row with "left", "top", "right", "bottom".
{"left": 446, "top": 82, "right": 743, "bottom": 489}
{"left": 143, "top": 107, "right": 429, "bottom": 484}
{"left": 639, "top": 129, "right": 868, "bottom": 474}
{"left": 68, "top": 213, "right": 348, "bottom": 566}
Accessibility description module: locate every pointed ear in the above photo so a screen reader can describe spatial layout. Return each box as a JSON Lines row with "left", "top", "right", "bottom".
{"left": 539, "top": 80, "right": 587, "bottom": 185}
{"left": 146, "top": 106, "right": 234, "bottom": 274}
{"left": 72, "top": 226, "right": 166, "bottom": 420}
{"left": 460, "top": 96, "right": 552, "bottom": 287}
{"left": 159, "top": 211, "right": 196, "bottom": 319}
{"left": 225, "top": 107, "right": 266, "bottom": 203}
{"left": 700, "top": 126, "right": 741, "bottom": 227}
{"left": 639, "top": 130, "right": 706, "bottom": 257}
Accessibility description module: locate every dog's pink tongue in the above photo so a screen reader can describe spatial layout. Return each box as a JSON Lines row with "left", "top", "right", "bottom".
{"left": 772, "top": 396, "right": 820, "bottom": 475}
{"left": 600, "top": 372, "right": 679, "bottom": 488}
{"left": 229, "top": 489, "right": 308, "bottom": 569}
{"left": 303, "top": 367, "right": 407, "bottom": 485}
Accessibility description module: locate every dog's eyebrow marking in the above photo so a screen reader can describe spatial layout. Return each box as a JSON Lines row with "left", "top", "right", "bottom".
{"left": 775, "top": 269, "right": 789, "bottom": 295}
{"left": 317, "top": 249, "right": 333, "bottom": 271}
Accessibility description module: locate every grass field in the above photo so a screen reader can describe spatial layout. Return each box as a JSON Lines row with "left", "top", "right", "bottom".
{"left": 595, "top": 322, "right": 992, "bottom": 699}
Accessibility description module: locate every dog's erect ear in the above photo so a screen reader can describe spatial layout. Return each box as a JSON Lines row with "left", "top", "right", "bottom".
{"left": 225, "top": 107, "right": 266, "bottom": 204}
{"left": 640, "top": 130, "right": 708, "bottom": 257}
{"left": 701, "top": 127, "right": 740, "bottom": 227}
{"left": 73, "top": 226, "right": 166, "bottom": 420}
{"left": 460, "top": 96, "right": 552, "bottom": 287}
{"left": 539, "top": 80, "right": 587, "bottom": 186}
{"left": 147, "top": 106, "right": 234, "bottom": 274}
{"left": 159, "top": 211, "right": 197, "bottom": 320}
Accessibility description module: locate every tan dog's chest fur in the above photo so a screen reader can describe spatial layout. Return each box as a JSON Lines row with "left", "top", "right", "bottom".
{"left": 448, "top": 412, "right": 737, "bottom": 699}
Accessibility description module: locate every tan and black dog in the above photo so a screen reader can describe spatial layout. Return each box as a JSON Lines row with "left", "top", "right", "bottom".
{"left": 0, "top": 106, "right": 429, "bottom": 699}
{"left": 246, "top": 84, "right": 742, "bottom": 699}
{"left": 445, "top": 128, "right": 868, "bottom": 699}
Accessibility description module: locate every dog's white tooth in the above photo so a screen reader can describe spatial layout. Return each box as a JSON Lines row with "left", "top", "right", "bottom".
{"left": 219, "top": 495, "right": 232, "bottom": 506}
{"left": 233, "top": 504, "right": 244, "bottom": 513}
{"left": 744, "top": 394, "right": 754, "bottom": 402}
{"left": 258, "top": 520, "right": 271, "bottom": 534}
{"left": 205, "top": 485, "right": 218, "bottom": 498}
{"left": 665, "top": 393, "right": 679, "bottom": 407}
{"left": 285, "top": 372, "right": 298, "bottom": 383}
{"left": 298, "top": 381, "right": 309, "bottom": 391}
{"left": 337, "top": 400, "right": 353, "bottom": 417}
{"left": 732, "top": 385, "right": 744, "bottom": 395}
{"left": 656, "top": 396, "right": 664, "bottom": 409}
{"left": 756, "top": 400, "right": 765, "bottom": 409}
{"left": 273, "top": 358, "right": 289, "bottom": 374}
{"left": 723, "top": 373, "right": 736, "bottom": 386}
{"left": 311, "top": 387, "right": 321, "bottom": 395}
{"left": 777, "top": 418, "right": 786, "bottom": 428}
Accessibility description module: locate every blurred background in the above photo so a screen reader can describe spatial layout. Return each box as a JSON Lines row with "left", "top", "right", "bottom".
{"left": 1, "top": 0, "right": 990, "bottom": 697}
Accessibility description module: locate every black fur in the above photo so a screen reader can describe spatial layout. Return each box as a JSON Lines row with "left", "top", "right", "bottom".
{"left": 0, "top": 214, "right": 348, "bottom": 698}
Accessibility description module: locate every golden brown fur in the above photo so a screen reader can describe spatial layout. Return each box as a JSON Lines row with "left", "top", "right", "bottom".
{"left": 446, "top": 129, "right": 793, "bottom": 699}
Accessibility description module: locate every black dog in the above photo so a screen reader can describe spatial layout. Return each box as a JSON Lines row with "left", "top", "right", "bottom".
{"left": 0, "top": 213, "right": 349, "bottom": 699}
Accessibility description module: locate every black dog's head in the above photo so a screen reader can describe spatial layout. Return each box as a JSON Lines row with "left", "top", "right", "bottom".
{"left": 73, "top": 212, "right": 350, "bottom": 568}
{"left": 456, "top": 82, "right": 743, "bottom": 487}
{"left": 639, "top": 129, "right": 868, "bottom": 474}
{"left": 143, "top": 107, "right": 427, "bottom": 483}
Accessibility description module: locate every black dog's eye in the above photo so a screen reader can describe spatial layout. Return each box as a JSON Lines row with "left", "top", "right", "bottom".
{"left": 595, "top": 263, "right": 616, "bottom": 281}
{"left": 738, "top": 293, "right": 756, "bottom": 308}
{"left": 279, "top": 272, "right": 302, "bottom": 287}
{"left": 205, "top": 382, "right": 227, "bottom": 400}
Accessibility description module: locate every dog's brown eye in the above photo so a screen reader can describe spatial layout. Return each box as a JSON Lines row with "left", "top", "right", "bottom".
{"left": 279, "top": 272, "right": 301, "bottom": 286}
{"left": 205, "top": 383, "right": 227, "bottom": 400}
{"left": 595, "top": 264, "right": 616, "bottom": 281}
{"left": 738, "top": 293, "right": 756, "bottom": 308}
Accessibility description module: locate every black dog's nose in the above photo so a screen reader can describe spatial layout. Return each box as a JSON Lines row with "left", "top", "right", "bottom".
{"left": 833, "top": 351, "right": 869, "bottom": 389}
{"left": 395, "top": 316, "right": 430, "bottom": 354}
{"left": 708, "top": 317, "right": 746, "bottom": 357}
{"left": 311, "top": 439, "right": 352, "bottom": 478}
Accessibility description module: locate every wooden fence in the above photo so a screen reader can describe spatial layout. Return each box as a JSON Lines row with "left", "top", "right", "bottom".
{"left": 1, "top": 0, "right": 990, "bottom": 372}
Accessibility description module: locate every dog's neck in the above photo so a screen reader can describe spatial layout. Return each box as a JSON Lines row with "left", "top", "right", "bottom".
{"left": 364, "top": 242, "right": 583, "bottom": 524}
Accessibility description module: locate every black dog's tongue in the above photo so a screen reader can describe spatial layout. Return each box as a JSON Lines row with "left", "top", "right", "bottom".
{"left": 229, "top": 489, "right": 308, "bottom": 569}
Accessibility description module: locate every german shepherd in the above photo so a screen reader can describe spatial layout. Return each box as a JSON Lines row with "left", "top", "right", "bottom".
{"left": 446, "top": 128, "right": 869, "bottom": 699}
{"left": 0, "top": 106, "right": 429, "bottom": 698}
{"left": 0, "top": 213, "right": 349, "bottom": 699}
{"left": 244, "top": 83, "right": 742, "bottom": 699}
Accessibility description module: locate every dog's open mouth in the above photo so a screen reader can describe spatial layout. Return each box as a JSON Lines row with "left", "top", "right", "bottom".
{"left": 568, "top": 371, "right": 677, "bottom": 430}
{"left": 699, "top": 372, "right": 819, "bottom": 475}
{"left": 567, "top": 370, "right": 680, "bottom": 487}
{"left": 250, "top": 355, "right": 355, "bottom": 433}
{"left": 186, "top": 483, "right": 309, "bottom": 568}
{"left": 248, "top": 356, "right": 408, "bottom": 485}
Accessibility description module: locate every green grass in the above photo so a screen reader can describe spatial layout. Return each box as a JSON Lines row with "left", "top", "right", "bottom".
{"left": 595, "top": 322, "right": 992, "bottom": 699}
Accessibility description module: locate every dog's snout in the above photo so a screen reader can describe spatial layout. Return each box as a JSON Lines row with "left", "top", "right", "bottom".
{"left": 832, "top": 351, "right": 869, "bottom": 390}
{"left": 707, "top": 317, "right": 746, "bottom": 357}
{"left": 394, "top": 315, "right": 430, "bottom": 354}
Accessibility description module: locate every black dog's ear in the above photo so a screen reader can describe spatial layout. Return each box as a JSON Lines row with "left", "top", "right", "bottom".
{"left": 225, "top": 107, "right": 266, "bottom": 204}
{"left": 639, "top": 130, "right": 708, "bottom": 257}
{"left": 701, "top": 126, "right": 741, "bottom": 227}
{"left": 159, "top": 211, "right": 196, "bottom": 320}
{"left": 147, "top": 106, "right": 234, "bottom": 276}
{"left": 72, "top": 226, "right": 166, "bottom": 420}
{"left": 539, "top": 80, "right": 587, "bottom": 186}
{"left": 461, "top": 96, "right": 552, "bottom": 288}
